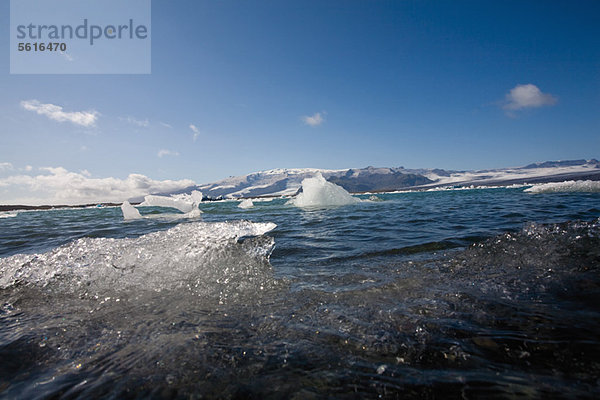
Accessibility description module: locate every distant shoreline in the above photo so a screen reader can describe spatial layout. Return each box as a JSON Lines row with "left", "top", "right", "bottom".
{"left": 2, "top": 171, "right": 600, "bottom": 212}
{"left": 0, "top": 203, "right": 133, "bottom": 213}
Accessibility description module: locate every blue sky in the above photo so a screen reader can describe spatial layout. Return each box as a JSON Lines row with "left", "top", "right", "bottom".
{"left": 1, "top": 0, "right": 599, "bottom": 203}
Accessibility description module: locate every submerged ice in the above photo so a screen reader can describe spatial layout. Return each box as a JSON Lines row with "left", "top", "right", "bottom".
{"left": 0, "top": 220, "right": 277, "bottom": 297}
{"left": 288, "top": 173, "right": 360, "bottom": 208}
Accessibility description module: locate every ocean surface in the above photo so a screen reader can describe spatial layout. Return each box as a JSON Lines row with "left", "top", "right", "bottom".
{"left": 1, "top": 187, "right": 599, "bottom": 399}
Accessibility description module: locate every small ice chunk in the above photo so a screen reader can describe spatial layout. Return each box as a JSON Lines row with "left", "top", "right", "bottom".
{"left": 524, "top": 180, "right": 600, "bottom": 193}
{"left": 0, "top": 212, "right": 18, "bottom": 219}
{"left": 288, "top": 173, "right": 360, "bottom": 208}
{"left": 121, "top": 201, "right": 142, "bottom": 220}
{"left": 238, "top": 199, "right": 254, "bottom": 209}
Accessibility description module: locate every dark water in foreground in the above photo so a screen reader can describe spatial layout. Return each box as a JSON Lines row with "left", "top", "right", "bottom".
{"left": 0, "top": 188, "right": 599, "bottom": 399}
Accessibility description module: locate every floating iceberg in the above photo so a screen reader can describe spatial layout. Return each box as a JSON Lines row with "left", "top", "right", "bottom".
{"left": 0, "top": 212, "right": 18, "bottom": 219}
{"left": 121, "top": 190, "right": 203, "bottom": 220}
{"left": 288, "top": 173, "right": 360, "bottom": 208}
{"left": 140, "top": 190, "right": 203, "bottom": 213}
{"left": 121, "top": 201, "right": 143, "bottom": 220}
{"left": 524, "top": 180, "right": 600, "bottom": 193}
{"left": 238, "top": 199, "right": 254, "bottom": 209}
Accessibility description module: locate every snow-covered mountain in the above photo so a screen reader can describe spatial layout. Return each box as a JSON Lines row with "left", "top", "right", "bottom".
{"left": 189, "top": 159, "right": 600, "bottom": 199}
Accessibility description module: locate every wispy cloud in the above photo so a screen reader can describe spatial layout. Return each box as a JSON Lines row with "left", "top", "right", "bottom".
{"left": 160, "top": 122, "right": 173, "bottom": 129}
{"left": 0, "top": 162, "right": 13, "bottom": 171}
{"left": 189, "top": 124, "right": 200, "bottom": 141}
{"left": 21, "top": 100, "right": 99, "bottom": 127}
{"left": 503, "top": 84, "right": 557, "bottom": 115}
{"left": 0, "top": 167, "right": 196, "bottom": 205}
{"left": 301, "top": 112, "right": 325, "bottom": 127}
{"left": 122, "top": 116, "right": 150, "bottom": 127}
{"left": 157, "top": 149, "right": 180, "bottom": 158}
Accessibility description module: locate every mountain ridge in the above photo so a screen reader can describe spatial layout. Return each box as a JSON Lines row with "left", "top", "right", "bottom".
{"left": 181, "top": 159, "right": 600, "bottom": 199}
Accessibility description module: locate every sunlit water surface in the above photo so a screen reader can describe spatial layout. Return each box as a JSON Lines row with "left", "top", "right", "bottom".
{"left": 1, "top": 188, "right": 599, "bottom": 399}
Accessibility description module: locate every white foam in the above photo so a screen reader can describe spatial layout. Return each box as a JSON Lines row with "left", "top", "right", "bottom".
{"left": 121, "top": 201, "right": 142, "bottom": 220}
{"left": 238, "top": 199, "right": 254, "bottom": 209}
{"left": 524, "top": 180, "right": 600, "bottom": 193}
{"left": 288, "top": 173, "right": 360, "bottom": 208}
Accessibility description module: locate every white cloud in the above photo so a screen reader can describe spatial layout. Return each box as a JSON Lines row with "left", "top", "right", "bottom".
{"left": 160, "top": 122, "right": 173, "bottom": 129}
{"left": 0, "top": 162, "right": 13, "bottom": 171}
{"left": 301, "top": 112, "right": 325, "bottom": 127}
{"left": 24, "top": 165, "right": 33, "bottom": 172}
{"left": 21, "top": 99, "right": 99, "bottom": 127}
{"left": 157, "top": 149, "right": 180, "bottom": 158}
{"left": 503, "top": 84, "right": 557, "bottom": 112}
{"left": 0, "top": 167, "right": 196, "bottom": 205}
{"left": 122, "top": 116, "right": 150, "bottom": 127}
{"left": 189, "top": 124, "right": 200, "bottom": 141}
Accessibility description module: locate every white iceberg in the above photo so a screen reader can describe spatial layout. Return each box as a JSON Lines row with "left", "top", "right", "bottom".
{"left": 288, "top": 173, "right": 360, "bottom": 208}
{"left": 238, "top": 199, "right": 254, "bottom": 209}
{"left": 0, "top": 212, "right": 18, "bottom": 219}
{"left": 524, "top": 180, "right": 600, "bottom": 193}
{"left": 121, "top": 201, "right": 142, "bottom": 220}
{"left": 140, "top": 190, "right": 203, "bottom": 214}
{"left": 121, "top": 190, "right": 204, "bottom": 220}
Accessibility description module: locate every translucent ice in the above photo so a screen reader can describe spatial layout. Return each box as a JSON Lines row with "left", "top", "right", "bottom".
{"left": 0, "top": 220, "right": 278, "bottom": 294}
